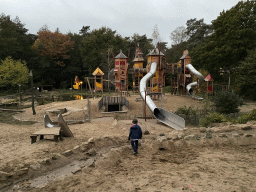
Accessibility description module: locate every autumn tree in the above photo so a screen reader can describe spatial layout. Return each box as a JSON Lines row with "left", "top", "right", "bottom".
{"left": 32, "top": 31, "right": 74, "bottom": 66}
{"left": 0, "top": 57, "right": 29, "bottom": 88}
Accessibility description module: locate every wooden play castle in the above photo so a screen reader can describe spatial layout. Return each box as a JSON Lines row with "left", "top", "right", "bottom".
{"left": 132, "top": 44, "right": 146, "bottom": 92}
{"left": 169, "top": 50, "right": 194, "bottom": 94}
{"left": 146, "top": 48, "right": 166, "bottom": 96}
{"left": 114, "top": 50, "right": 129, "bottom": 92}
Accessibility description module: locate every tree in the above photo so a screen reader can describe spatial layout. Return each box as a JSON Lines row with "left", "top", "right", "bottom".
{"left": 32, "top": 31, "right": 74, "bottom": 66}
{"left": 0, "top": 57, "right": 29, "bottom": 88}
{"left": 166, "top": 19, "right": 212, "bottom": 64}
{"left": 234, "top": 48, "right": 256, "bottom": 100}
{"left": 170, "top": 26, "right": 188, "bottom": 45}
{"left": 0, "top": 13, "right": 33, "bottom": 61}
{"left": 126, "top": 34, "right": 153, "bottom": 66}
{"left": 165, "top": 41, "right": 188, "bottom": 63}
{"left": 80, "top": 27, "right": 128, "bottom": 75}
{"left": 212, "top": 91, "right": 242, "bottom": 114}
{"left": 191, "top": 1, "right": 256, "bottom": 79}
{"left": 186, "top": 18, "right": 213, "bottom": 50}
{"left": 79, "top": 26, "right": 90, "bottom": 36}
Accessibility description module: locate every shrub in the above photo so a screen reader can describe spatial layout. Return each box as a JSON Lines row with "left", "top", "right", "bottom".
{"left": 175, "top": 106, "right": 196, "bottom": 116}
{"left": 200, "top": 112, "right": 227, "bottom": 127}
{"left": 163, "top": 86, "right": 172, "bottom": 93}
{"left": 212, "top": 91, "right": 243, "bottom": 114}
{"left": 237, "top": 109, "right": 256, "bottom": 124}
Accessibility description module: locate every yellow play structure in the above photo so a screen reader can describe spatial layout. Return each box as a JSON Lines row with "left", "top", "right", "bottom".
{"left": 92, "top": 67, "right": 104, "bottom": 94}
{"left": 73, "top": 76, "right": 83, "bottom": 89}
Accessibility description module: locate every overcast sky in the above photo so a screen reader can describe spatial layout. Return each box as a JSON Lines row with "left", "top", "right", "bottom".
{"left": 1, "top": 0, "right": 241, "bottom": 47}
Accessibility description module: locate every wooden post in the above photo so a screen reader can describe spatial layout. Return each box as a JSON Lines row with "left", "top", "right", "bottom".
{"left": 88, "top": 97, "right": 91, "bottom": 122}
{"left": 212, "top": 81, "right": 214, "bottom": 96}
{"left": 19, "top": 84, "right": 22, "bottom": 106}
{"left": 101, "top": 75, "right": 103, "bottom": 94}
{"left": 144, "top": 90, "right": 146, "bottom": 122}
{"left": 30, "top": 136, "right": 37, "bottom": 144}
{"left": 86, "top": 77, "right": 93, "bottom": 98}
{"left": 30, "top": 70, "right": 36, "bottom": 115}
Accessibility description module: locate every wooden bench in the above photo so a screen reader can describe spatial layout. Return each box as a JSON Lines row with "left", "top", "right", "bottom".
{"left": 30, "top": 128, "right": 63, "bottom": 144}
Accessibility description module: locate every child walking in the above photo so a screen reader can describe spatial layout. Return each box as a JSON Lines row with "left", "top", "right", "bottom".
{"left": 128, "top": 119, "right": 142, "bottom": 154}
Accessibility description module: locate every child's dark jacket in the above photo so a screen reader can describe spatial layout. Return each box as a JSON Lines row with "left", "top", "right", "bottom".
{"left": 128, "top": 124, "right": 142, "bottom": 140}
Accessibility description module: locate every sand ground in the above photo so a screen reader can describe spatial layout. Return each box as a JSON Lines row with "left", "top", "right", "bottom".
{"left": 0, "top": 94, "right": 256, "bottom": 192}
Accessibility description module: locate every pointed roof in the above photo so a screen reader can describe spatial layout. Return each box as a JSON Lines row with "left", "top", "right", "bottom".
{"left": 92, "top": 67, "right": 104, "bottom": 76}
{"left": 180, "top": 50, "right": 191, "bottom": 60}
{"left": 115, "top": 50, "right": 127, "bottom": 59}
{"left": 133, "top": 44, "right": 144, "bottom": 62}
{"left": 147, "top": 48, "right": 164, "bottom": 56}
{"left": 204, "top": 73, "right": 214, "bottom": 81}
{"left": 180, "top": 54, "right": 191, "bottom": 60}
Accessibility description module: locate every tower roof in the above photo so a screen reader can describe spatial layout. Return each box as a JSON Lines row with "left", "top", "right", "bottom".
{"left": 115, "top": 50, "right": 127, "bottom": 59}
{"left": 147, "top": 48, "right": 164, "bottom": 56}
{"left": 180, "top": 54, "right": 191, "bottom": 60}
{"left": 133, "top": 44, "right": 144, "bottom": 62}
{"left": 92, "top": 67, "right": 104, "bottom": 76}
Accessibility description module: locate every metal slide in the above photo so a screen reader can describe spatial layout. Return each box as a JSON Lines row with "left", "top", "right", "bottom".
{"left": 44, "top": 114, "right": 74, "bottom": 137}
{"left": 185, "top": 64, "right": 204, "bottom": 100}
{"left": 140, "top": 62, "right": 185, "bottom": 130}
{"left": 44, "top": 114, "right": 59, "bottom": 128}
{"left": 58, "top": 114, "right": 74, "bottom": 137}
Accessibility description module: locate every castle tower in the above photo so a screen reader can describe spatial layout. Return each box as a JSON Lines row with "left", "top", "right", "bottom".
{"left": 146, "top": 48, "right": 166, "bottom": 95}
{"left": 132, "top": 44, "right": 145, "bottom": 92}
{"left": 114, "top": 50, "right": 129, "bottom": 92}
{"left": 179, "top": 50, "right": 192, "bottom": 94}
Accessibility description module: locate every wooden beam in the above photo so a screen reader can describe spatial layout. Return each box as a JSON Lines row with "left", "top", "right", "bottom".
{"left": 86, "top": 77, "right": 93, "bottom": 98}
{"left": 0, "top": 108, "right": 24, "bottom": 112}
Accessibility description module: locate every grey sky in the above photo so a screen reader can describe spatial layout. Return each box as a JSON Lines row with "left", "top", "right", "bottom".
{"left": 1, "top": 0, "right": 241, "bottom": 47}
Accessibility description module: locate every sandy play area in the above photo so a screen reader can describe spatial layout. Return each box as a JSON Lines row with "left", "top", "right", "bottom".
{"left": 0, "top": 94, "right": 256, "bottom": 192}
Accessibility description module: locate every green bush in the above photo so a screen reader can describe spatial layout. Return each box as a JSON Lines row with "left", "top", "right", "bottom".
{"left": 200, "top": 112, "right": 227, "bottom": 127}
{"left": 163, "top": 86, "right": 172, "bottom": 93}
{"left": 237, "top": 109, "right": 256, "bottom": 124}
{"left": 212, "top": 91, "right": 243, "bottom": 114}
{"left": 175, "top": 106, "right": 197, "bottom": 116}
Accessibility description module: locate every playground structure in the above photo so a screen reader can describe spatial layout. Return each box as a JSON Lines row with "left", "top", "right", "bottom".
{"left": 98, "top": 96, "right": 129, "bottom": 112}
{"left": 78, "top": 47, "right": 206, "bottom": 101}
{"left": 185, "top": 64, "right": 205, "bottom": 100}
{"left": 131, "top": 45, "right": 166, "bottom": 100}
{"left": 92, "top": 67, "right": 104, "bottom": 94}
{"left": 132, "top": 44, "right": 146, "bottom": 92}
{"left": 204, "top": 73, "right": 214, "bottom": 95}
{"left": 140, "top": 62, "right": 185, "bottom": 130}
{"left": 169, "top": 50, "right": 193, "bottom": 94}
{"left": 114, "top": 50, "right": 129, "bottom": 92}
{"left": 146, "top": 48, "right": 166, "bottom": 99}
{"left": 31, "top": 113, "right": 74, "bottom": 144}
{"left": 73, "top": 76, "right": 83, "bottom": 90}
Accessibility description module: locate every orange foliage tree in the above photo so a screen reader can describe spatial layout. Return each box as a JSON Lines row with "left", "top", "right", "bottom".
{"left": 32, "top": 31, "right": 74, "bottom": 66}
